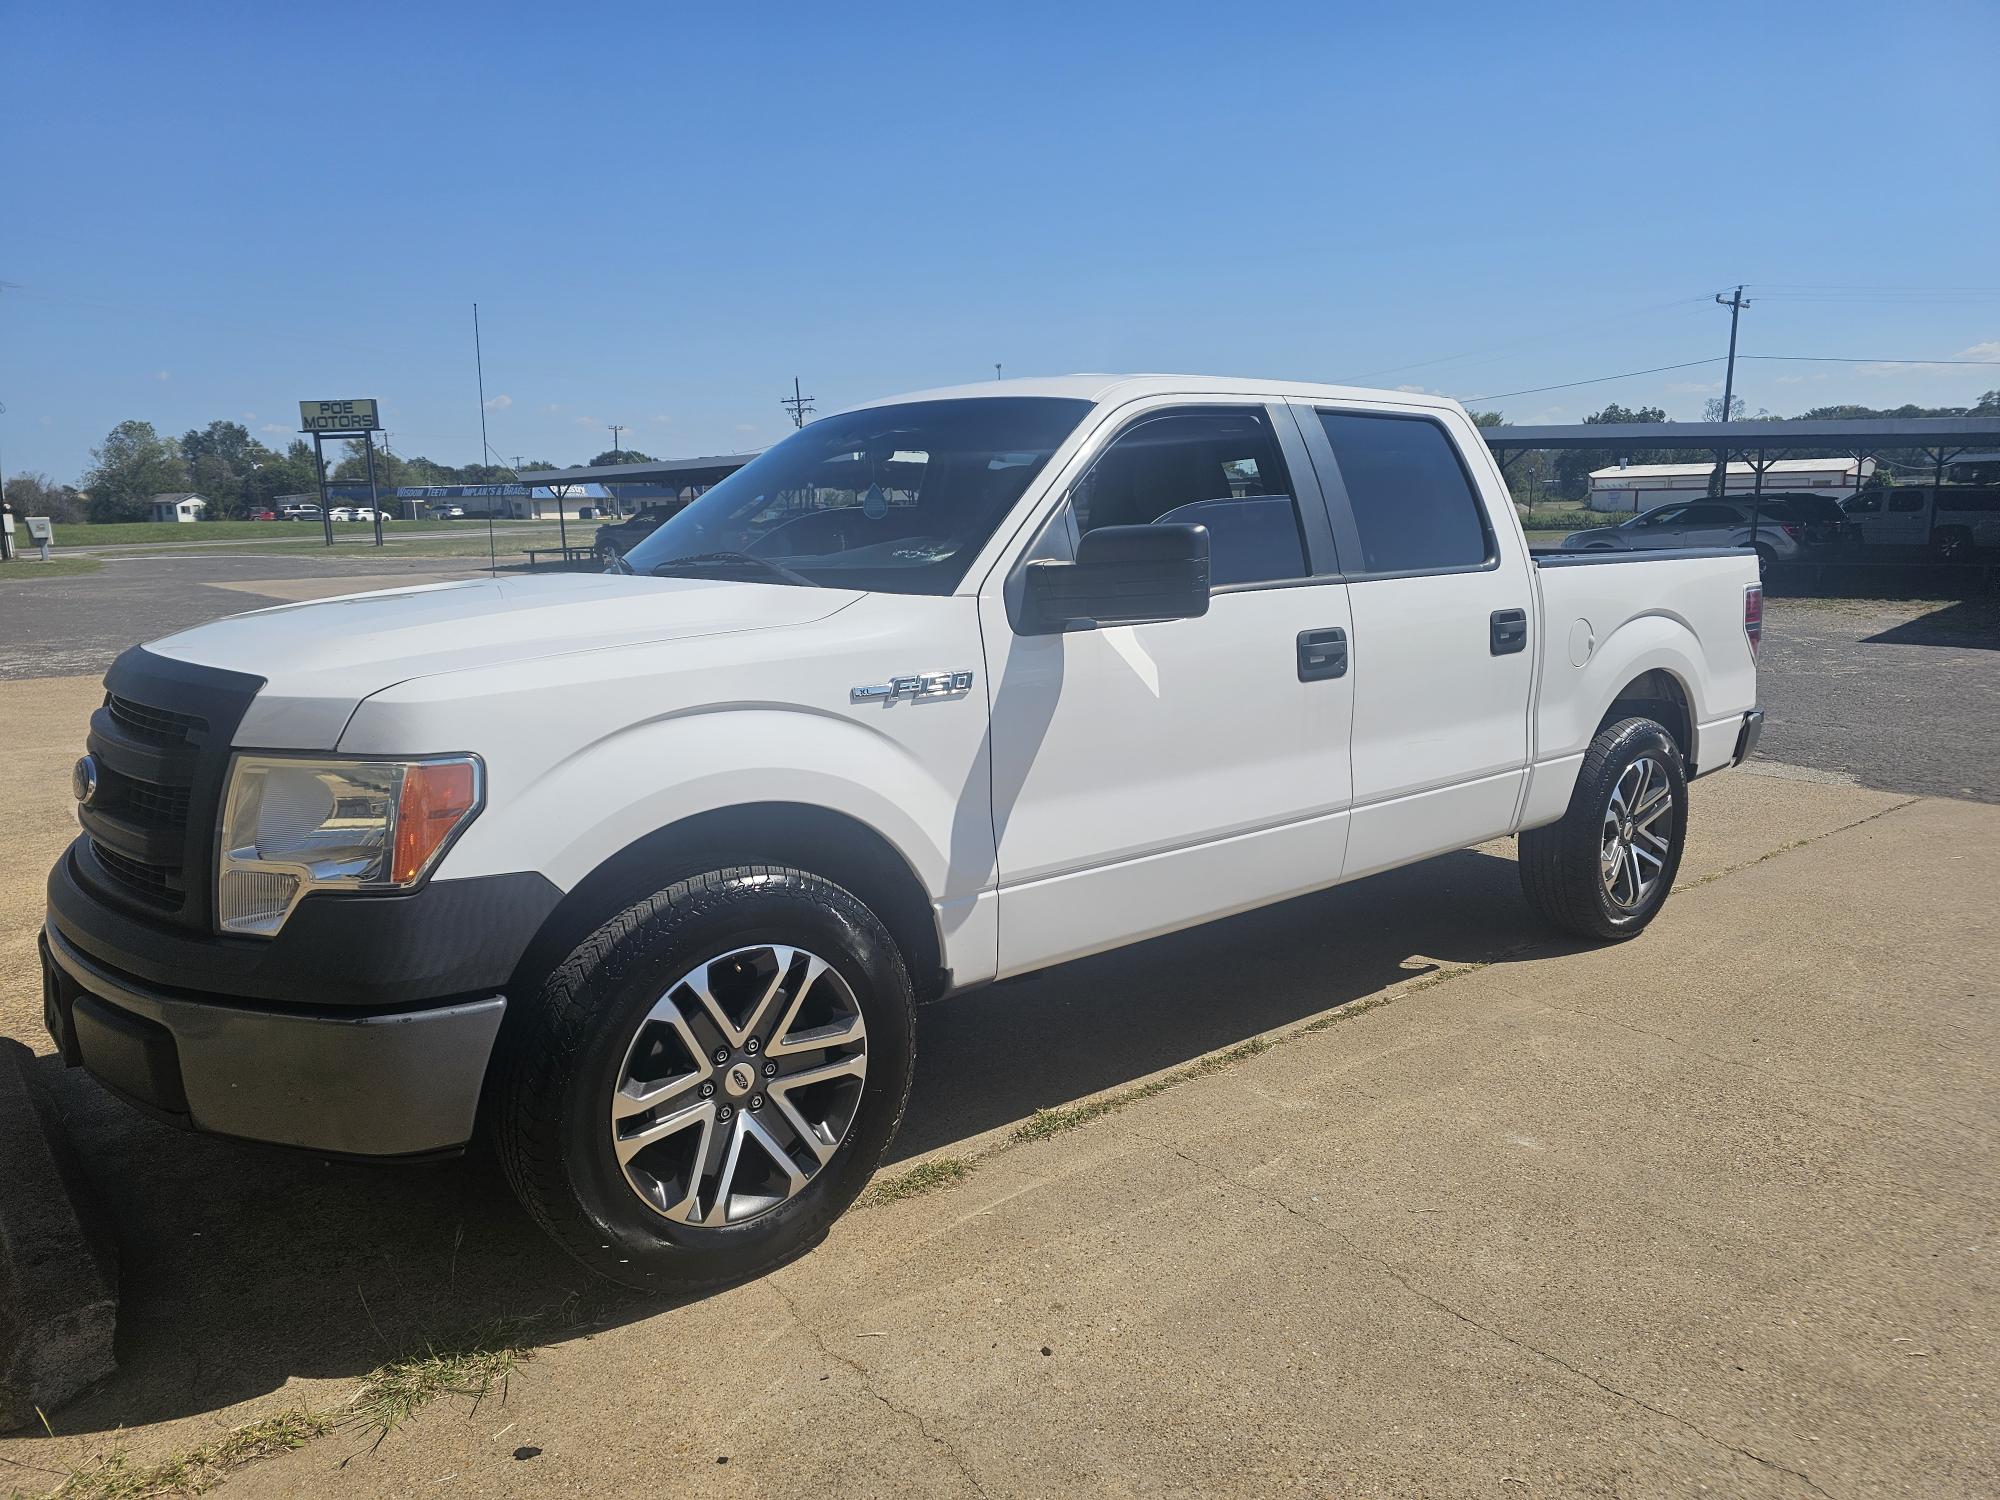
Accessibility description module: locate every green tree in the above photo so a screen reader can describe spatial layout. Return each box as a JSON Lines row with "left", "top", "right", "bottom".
{"left": 83, "top": 420, "right": 188, "bottom": 522}
{"left": 3, "top": 471, "right": 86, "bottom": 524}
{"left": 589, "top": 449, "right": 655, "bottom": 466}
{"left": 179, "top": 420, "right": 280, "bottom": 519}
{"left": 242, "top": 440, "right": 322, "bottom": 513}
{"left": 1551, "top": 404, "right": 1673, "bottom": 500}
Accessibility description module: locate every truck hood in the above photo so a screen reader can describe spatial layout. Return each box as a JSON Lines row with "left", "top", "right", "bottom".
{"left": 147, "top": 573, "right": 861, "bottom": 749}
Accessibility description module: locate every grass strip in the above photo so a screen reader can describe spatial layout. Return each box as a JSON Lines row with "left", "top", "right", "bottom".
{"left": 30, "top": 1339, "right": 526, "bottom": 1500}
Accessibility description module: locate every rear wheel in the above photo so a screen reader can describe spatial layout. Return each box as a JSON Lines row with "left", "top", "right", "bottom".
{"left": 1519, "top": 718, "right": 1687, "bottom": 941}
{"left": 1933, "top": 527, "right": 1972, "bottom": 563}
{"left": 493, "top": 866, "right": 915, "bottom": 1292}
{"left": 1753, "top": 543, "right": 1776, "bottom": 579}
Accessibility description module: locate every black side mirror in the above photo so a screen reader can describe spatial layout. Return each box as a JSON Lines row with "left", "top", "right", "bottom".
{"left": 1021, "top": 523, "right": 1211, "bottom": 634}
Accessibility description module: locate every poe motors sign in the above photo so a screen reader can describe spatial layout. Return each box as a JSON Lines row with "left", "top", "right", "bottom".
{"left": 299, "top": 398, "right": 380, "bottom": 434}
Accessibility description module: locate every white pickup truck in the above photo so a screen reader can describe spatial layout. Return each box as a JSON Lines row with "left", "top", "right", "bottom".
{"left": 42, "top": 376, "right": 1762, "bottom": 1290}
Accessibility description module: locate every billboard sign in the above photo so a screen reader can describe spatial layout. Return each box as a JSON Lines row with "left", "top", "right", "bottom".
{"left": 299, "top": 398, "right": 381, "bottom": 433}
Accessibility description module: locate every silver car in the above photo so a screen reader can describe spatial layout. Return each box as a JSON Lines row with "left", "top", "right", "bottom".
{"left": 1560, "top": 499, "right": 1802, "bottom": 575}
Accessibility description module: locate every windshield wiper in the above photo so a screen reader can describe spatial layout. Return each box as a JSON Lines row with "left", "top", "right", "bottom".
{"left": 648, "top": 551, "right": 818, "bottom": 588}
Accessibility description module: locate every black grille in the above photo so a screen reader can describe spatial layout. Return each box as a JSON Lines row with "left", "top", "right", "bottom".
{"left": 91, "top": 844, "right": 183, "bottom": 908}
{"left": 107, "top": 693, "right": 206, "bottom": 746}
{"left": 78, "top": 649, "right": 263, "bottom": 931}
{"left": 102, "top": 769, "right": 192, "bottom": 830}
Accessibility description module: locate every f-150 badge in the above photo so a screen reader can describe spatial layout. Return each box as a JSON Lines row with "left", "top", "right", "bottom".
{"left": 852, "top": 670, "right": 975, "bottom": 704}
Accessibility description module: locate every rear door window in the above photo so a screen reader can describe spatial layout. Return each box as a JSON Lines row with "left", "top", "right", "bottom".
{"left": 1317, "top": 411, "right": 1494, "bottom": 574}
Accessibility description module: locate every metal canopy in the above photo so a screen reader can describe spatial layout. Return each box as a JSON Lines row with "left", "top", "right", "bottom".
{"left": 517, "top": 452, "right": 761, "bottom": 489}
{"left": 1482, "top": 416, "right": 2000, "bottom": 453}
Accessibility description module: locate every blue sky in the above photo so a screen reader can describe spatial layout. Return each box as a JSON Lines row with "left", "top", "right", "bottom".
{"left": 5, "top": 0, "right": 1997, "bottom": 484}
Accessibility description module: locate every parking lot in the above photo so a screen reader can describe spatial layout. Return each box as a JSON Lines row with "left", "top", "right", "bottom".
{"left": 0, "top": 556, "right": 1993, "bottom": 1497}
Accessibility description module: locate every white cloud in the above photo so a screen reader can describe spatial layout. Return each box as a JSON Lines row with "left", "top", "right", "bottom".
{"left": 573, "top": 415, "right": 601, "bottom": 428}
{"left": 1666, "top": 380, "right": 1722, "bottom": 395}
{"left": 648, "top": 414, "right": 674, "bottom": 426}
{"left": 483, "top": 393, "right": 513, "bottom": 410}
{"left": 240, "top": 411, "right": 256, "bottom": 421}
{"left": 734, "top": 423, "right": 757, "bottom": 434}
{"left": 154, "top": 370, "right": 171, "bottom": 382}
{"left": 1956, "top": 340, "right": 2000, "bottom": 360}
{"left": 541, "top": 402, "right": 564, "bottom": 413}
{"left": 259, "top": 423, "right": 289, "bottom": 434}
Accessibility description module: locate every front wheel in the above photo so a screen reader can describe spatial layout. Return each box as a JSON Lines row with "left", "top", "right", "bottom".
{"left": 1519, "top": 718, "right": 1688, "bottom": 941}
{"left": 493, "top": 866, "right": 915, "bottom": 1292}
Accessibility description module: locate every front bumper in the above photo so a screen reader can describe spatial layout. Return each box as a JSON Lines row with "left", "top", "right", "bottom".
{"left": 42, "top": 922, "right": 505, "bottom": 1159}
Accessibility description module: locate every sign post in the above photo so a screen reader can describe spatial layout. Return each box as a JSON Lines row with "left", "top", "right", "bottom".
{"left": 300, "top": 400, "right": 383, "bottom": 549}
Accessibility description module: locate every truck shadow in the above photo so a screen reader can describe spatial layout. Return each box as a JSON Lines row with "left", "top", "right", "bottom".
{"left": 15, "top": 845, "right": 1566, "bottom": 1440}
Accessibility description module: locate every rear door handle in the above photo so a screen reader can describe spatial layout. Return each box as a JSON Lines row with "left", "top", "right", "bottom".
{"left": 1297, "top": 627, "right": 1348, "bottom": 681}
{"left": 1490, "top": 608, "right": 1528, "bottom": 655}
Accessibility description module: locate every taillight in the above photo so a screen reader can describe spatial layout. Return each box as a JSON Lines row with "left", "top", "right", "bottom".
{"left": 1744, "top": 584, "right": 1763, "bottom": 656}
{"left": 1780, "top": 523, "right": 1802, "bottom": 541}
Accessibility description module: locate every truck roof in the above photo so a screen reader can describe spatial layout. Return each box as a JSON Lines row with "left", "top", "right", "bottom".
{"left": 845, "top": 373, "right": 1469, "bottom": 416}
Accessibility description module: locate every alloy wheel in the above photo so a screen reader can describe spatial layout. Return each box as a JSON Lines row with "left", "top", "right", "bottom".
{"left": 1601, "top": 756, "right": 1673, "bottom": 912}
{"left": 609, "top": 944, "right": 867, "bottom": 1226}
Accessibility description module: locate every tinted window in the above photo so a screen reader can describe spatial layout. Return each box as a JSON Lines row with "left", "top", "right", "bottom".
{"left": 1890, "top": 492, "right": 1925, "bottom": 513}
{"left": 1318, "top": 412, "right": 1493, "bottom": 573}
{"left": 1632, "top": 505, "right": 1689, "bottom": 527}
{"left": 622, "top": 397, "right": 1089, "bottom": 594}
{"left": 1845, "top": 492, "right": 1881, "bottom": 514}
{"left": 1683, "top": 504, "right": 1743, "bottom": 525}
{"left": 1071, "top": 408, "right": 1309, "bottom": 586}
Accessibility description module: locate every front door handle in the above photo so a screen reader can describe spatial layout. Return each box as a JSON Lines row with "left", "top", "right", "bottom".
{"left": 1298, "top": 627, "right": 1348, "bottom": 681}
{"left": 1490, "top": 608, "right": 1528, "bottom": 655}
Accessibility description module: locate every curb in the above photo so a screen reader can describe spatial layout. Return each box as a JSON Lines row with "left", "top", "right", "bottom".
{"left": 0, "top": 1037, "right": 118, "bottom": 1432}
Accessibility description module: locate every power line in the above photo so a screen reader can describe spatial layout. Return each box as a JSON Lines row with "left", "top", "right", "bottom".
{"left": 1457, "top": 358, "right": 1723, "bottom": 404}
{"left": 1742, "top": 353, "right": 2000, "bottom": 365}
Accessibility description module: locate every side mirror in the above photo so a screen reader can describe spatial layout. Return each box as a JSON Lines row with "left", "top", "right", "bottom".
{"left": 1021, "top": 523, "right": 1211, "bottom": 634}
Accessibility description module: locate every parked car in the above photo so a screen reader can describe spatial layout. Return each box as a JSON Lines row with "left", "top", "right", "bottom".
{"left": 249, "top": 509, "right": 277, "bottom": 522}
{"left": 326, "top": 507, "right": 358, "bottom": 521}
{"left": 42, "top": 375, "right": 1761, "bottom": 1292}
{"left": 432, "top": 505, "right": 466, "bottom": 520}
{"left": 280, "top": 504, "right": 322, "bottom": 522}
{"left": 1557, "top": 497, "right": 1838, "bottom": 574}
{"left": 593, "top": 501, "right": 690, "bottom": 564}
{"left": 1841, "top": 484, "right": 2000, "bottom": 560}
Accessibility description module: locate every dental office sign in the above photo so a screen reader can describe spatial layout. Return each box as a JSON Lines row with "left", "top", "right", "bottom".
{"left": 298, "top": 398, "right": 380, "bottom": 434}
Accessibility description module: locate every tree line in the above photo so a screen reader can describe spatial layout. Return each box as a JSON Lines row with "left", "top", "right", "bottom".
{"left": 5, "top": 394, "right": 1996, "bottom": 523}
{"left": 4, "top": 418, "right": 572, "bottom": 525}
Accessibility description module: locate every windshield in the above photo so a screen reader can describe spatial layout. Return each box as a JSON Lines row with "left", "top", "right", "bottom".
{"left": 621, "top": 397, "right": 1092, "bottom": 593}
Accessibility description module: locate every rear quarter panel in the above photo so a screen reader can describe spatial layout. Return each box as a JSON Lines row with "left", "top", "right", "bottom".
{"left": 1527, "top": 552, "right": 1759, "bottom": 821}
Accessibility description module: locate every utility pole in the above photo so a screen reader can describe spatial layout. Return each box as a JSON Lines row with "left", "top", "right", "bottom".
{"left": 1712, "top": 285, "right": 1751, "bottom": 499}
{"left": 995, "top": 363, "right": 1002, "bottom": 381}
{"left": 781, "top": 377, "right": 816, "bottom": 429}
{"left": 608, "top": 424, "right": 624, "bottom": 459}
{"left": 1715, "top": 285, "right": 1750, "bottom": 424}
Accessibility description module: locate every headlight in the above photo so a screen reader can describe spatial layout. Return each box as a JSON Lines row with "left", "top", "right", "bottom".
{"left": 217, "top": 755, "right": 483, "bottom": 936}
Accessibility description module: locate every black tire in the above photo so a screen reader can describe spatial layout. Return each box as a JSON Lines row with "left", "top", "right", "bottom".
{"left": 1753, "top": 543, "right": 1776, "bottom": 579}
{"left": 1519, "top": 717, "right": 1687, "bottom": 941}
{"left": 493, "top": 865, "right": 915, "bottom": 1292}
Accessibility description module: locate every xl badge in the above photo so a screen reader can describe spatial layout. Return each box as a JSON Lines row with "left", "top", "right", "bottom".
{"left": 72, "top": 754, "right": 100, "bottom": 807}
{"left": 852, "top": 670, "right": 975, "bottom": 704}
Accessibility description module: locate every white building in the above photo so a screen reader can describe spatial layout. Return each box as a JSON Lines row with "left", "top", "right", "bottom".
{"left": 1586, "top": 457, "right": 1875, "bottom": 513}
{"left": 148, "top": 492, "right": 209, "bottom": 523}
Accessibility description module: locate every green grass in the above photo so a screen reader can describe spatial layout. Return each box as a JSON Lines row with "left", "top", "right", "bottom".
{"left": 1515, "top": 506, "right": 1601, "bottom": 531}
{"left": 62, "top": 518, "right": 572, "bottom": 548}
{"left": 29, "top": 1336, "right": 528, "bottom": 1499}
{"left": 856, "top": 1155, "right": 974, "bottom": 1207}
{"left": 0, "top": 557, "right": 103, "bottom": 580}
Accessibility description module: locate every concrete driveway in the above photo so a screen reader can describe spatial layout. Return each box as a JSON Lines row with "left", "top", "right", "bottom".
{"left": 2, "top": 655, "right": 1991, "bottom": 1497}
